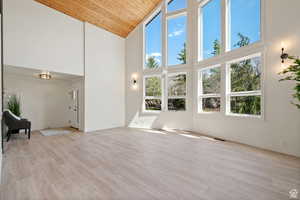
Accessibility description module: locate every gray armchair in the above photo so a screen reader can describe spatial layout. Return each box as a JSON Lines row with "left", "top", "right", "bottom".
{"left": 2, "top": 110, "right": 31, "bottom": 141}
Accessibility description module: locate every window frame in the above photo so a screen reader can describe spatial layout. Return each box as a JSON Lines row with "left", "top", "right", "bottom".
{"left": 143, "top": 8, "right": 163, "bottom": 71}
{"left": 196, "top": 0, "right": 264, "bottom": 63}
{"left": 167, "top": 72, "right": 188, "bottom": 111}
{"left": 166, "top": 9, "right": 188, "bottom": 68}
{"left": 225, "top": 52, "right": 263, "bottom": 118}
{"left": 166, "top": 0, "right": 188, "bottom": 14}
{"left": 198, "top": 0, "right": 222, "bottom": 61}
{"left": 143, "top": 75, "right": 164, "bottom": 113}
{"left": 142, "top": 0, "right": 189, "bottom": 113}
{"left": 198, "top": 65, "right": 222, "bottom": 113}
{"left": 141, "top": 0, "right": 265, "bottom": 118}
{"left": 225, "top": 0, "right": 263, "bottom": 52}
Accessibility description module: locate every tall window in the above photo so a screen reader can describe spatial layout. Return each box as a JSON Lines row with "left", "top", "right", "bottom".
{"left": 228, "top": 0, "right": 261, "bottom": 50}
{"left": 167, "top": 15, "right": 187, "bottom": 66}
{"left": 199, "top": 66, "right": 221, "bottom": 112}
{"left": 142, "top": 0, "right": 263, "bottom": 116}
{"left": 226, "top": 54, "right": 262, "bottom": 116}
{"left": 200, "top": 0, "right": 221, "bottom": 60}
{"left": 167, "top": 0, "right": 187, "bottom": 13}
{"left": 143, "top": 2, "right": 188, "bottom": 113}
{"left": 196, "top": 0, "right": 263, "bottom": 117}
{"left": 168, "top": 73, "right": 187, "bottom": 111}
{"left": 145, "top": 12, "right": 162, "bottom": 69}
{"left": 144, "top": 76, "right": 163, "bottom": 111}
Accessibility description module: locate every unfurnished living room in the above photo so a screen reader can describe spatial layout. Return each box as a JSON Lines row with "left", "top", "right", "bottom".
{"left": 0, "top": 0, "right": 299, "bottom": 199}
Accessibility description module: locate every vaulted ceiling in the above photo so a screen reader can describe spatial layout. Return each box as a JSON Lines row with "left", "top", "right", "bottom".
{"left": 35, "top": 0, "right": 162, "bottom": 38}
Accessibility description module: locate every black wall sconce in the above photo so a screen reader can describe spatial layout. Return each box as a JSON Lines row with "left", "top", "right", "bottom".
{"left": 281, "top": 42, "right": 289, "bottom": 63}
{"left": 131, "top": 74, "right": 138, "bottom": 90}
{"left": 133, "top": 79, "right": 137, "bottom": 85}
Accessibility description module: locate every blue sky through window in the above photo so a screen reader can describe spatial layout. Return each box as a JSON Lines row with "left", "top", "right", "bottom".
{"left": 230, "top": 0, "right": 261, "bottom": 49}
{"left": 167, "top": 0, "right": 186, "bottom": 12}
{"left": 202, "top": 0, "right": 221, "bottom": 59}
{"left": 145, "top": 0, "right": 260, "bottom": 67}
{"left": 168, "top": 15, "right": 187, "bottom": 66}
{"left": 145, "top": 12, "right": 162, "bottom": 68}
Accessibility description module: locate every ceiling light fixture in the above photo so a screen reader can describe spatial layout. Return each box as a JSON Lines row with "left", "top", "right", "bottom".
{"left": 39, "top": 71, "right": 52, "bottom": 80}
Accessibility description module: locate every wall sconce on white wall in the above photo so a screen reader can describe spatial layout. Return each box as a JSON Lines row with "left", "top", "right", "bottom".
{"left": 131, "top": 73, "right": 138, "bottom": 90}
{"left": 281, "top": 42, "right": 289, "bottom": 64}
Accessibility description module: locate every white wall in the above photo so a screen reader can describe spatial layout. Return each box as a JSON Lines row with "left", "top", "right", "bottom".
{"left": 4, "top": 73, "right": 72, "bottom": 131}
{"left": 125, "top": 0, "right": 300, "bottom": 157}
{"left": 3, "top": 0, "right": 84, "bottom": 76}
{"left": 84, "top": 23, "right": 125, "bottom": 132}
{"left": 3, "top": 0, "right": 126, "bottom": 133}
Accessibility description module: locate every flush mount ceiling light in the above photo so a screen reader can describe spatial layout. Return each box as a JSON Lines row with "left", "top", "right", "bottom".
{"left": 39, "top": 71, "right": 52, "bottom": 80}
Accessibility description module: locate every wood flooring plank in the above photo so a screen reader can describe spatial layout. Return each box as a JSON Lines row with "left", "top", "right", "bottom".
{"left": 0, "top": 127, "right": 299, "bottom": 200}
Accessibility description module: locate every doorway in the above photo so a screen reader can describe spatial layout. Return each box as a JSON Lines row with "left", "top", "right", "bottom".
{"left": 69, "top": 89, "right": 79, "bottom": 129}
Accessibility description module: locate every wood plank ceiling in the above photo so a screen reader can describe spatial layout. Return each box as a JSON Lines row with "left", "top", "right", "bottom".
{"left": 34, "top": 0, "right": 162, "bottom": 38}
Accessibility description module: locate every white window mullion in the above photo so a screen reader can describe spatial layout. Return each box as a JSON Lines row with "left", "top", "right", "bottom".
{"left": 168, "top": 96, "right": 186, "bottom": 99}
{"left": 198, "top": 2, "right": 203, "bottom": 61}
{"left": 162, "top": 1, "right": 168, "bottom": 111}
{"left": 224, "top": 0, "right": 230, "bottom": 52}
{"left": 144, "top": 96, "right": 163, "bottom": 100}
{"left": 225, "top": 61, "right": 231, "bottom": 115}
{"left": 229, "top": 91, "right": 262, "bottom": 97}
{"left": 199, "top": 94, "right": 221, "bottom": 98}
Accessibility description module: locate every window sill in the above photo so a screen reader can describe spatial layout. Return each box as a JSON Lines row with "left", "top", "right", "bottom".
{"left": 167, "top": 109, "right": 188, "bottom": 113}
{"left": 167, "top": 63, "right": 188, "bottom": 69}
{"left": 143, "top": 67, "right": 162, "bottom": 74}
{"left": 198, "top": 111, "right": 221, "bottom": 114}
{"left": 226, "top": 113, "right": 263, "bottom": 120}
{"left": 194, "top": 41, "right": 264, "bottom": 68}
{"left": 225, "top": 40, "right": 263, "bottom": 54}
{"left": 142, "top": 110, "right": 161, "bottom": 115}
{"left": 142, "top": 110, "right": 188, "bottom": 114}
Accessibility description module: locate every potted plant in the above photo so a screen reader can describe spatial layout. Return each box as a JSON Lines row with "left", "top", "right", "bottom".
{"left": 279, "top": 56, "right": 300, "bottom": 109}
{"left": 7, "top": 94, "right": 22, "bottom": 117}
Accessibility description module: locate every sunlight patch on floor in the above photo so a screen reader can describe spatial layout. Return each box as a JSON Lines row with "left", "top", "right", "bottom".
{"left": 142, "top": 129, "right": 167, "bottom": 135}
{"left": 179, "top": 133, "right": 217, "bottom": 141}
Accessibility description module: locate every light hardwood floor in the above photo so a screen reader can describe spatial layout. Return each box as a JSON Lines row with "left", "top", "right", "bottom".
{"left": 0, "top": 128, "right": 299, "bottom": 200}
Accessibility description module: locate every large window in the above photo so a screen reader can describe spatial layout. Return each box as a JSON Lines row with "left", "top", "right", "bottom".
{"left": 167, "top": 15, "right": 187, "bottom": 66}
{"left": 227, "top": 0, "right": 261, "bottom": 50}
{"left": 168, "top": 73, "right": 187, "bottom": 111}
{"left": 144, "top": 76, "right": 162, "bottom": 111}
{"left": 226, "top": 54, "right": 262, "bottom": 116}
{"left": 142, "top": 0, "right": 263, "bottom": 117}
{"left": 200, "top": 0, "right": 221, "bottom": 60}
{"left": 145, "top": 12, "right": 162, "bottom": 69}
{"left": 199, "top": 66, "right": 221, "bottom": 112}
{"left": 143, "top": 1, "right": 188, "bottom": 113}
{"left": 167, "top": 0, "right": 187, "bottom": 13}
